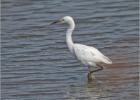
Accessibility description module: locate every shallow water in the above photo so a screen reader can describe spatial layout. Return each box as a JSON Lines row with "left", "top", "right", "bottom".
{"left": 1, "top": 0, "right": 139, "bottom": 100}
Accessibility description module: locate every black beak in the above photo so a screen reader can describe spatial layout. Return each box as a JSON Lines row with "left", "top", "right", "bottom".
{"left": 50, "top": 20, "right": 60, "bottom": 25}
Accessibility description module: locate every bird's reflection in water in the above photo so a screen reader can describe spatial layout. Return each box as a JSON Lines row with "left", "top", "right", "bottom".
{"left": 64, "top": 79, "right": 110, "bottom": 100}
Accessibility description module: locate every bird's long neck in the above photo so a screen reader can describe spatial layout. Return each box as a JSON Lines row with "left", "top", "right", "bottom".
{"left": 66, "top": 21, "right": 75, "bottom": 53}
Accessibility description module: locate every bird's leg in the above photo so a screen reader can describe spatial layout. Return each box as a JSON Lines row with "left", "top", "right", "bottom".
{"left": 87, "top": 71, "right": 94, "bottom": 81}
{"left": 87, "top": 66, "right": 95, "bottom": 81}
{"left": 87, "top": 65, "right": 104, "bottom": 81}
{"left": 90, "top": 64, "right": 104, "bottom": 74}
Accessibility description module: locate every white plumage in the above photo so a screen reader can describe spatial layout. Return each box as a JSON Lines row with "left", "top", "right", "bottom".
{"left": 73, "top": 43, "right": 112, "bottom": 66}
{"left": 51, "top": 16, "right": 112, "bottom": 81}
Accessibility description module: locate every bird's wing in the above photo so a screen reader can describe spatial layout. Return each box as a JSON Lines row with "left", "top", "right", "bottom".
{"left": 88, "top": 46, "right": 112, "bottom": 64}
{"left": 73, "top": 44, "right": 112, "bottom": 64}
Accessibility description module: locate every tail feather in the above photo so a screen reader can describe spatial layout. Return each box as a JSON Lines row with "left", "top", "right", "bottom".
{"left": 102, "top": 56, "right": 112, "bottom": 64}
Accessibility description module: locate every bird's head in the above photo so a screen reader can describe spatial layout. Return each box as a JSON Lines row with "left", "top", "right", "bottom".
{"left": 50, "top": 16, "right": 75, "bottom": 26}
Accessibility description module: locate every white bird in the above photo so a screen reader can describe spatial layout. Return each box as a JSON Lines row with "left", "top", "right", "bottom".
{"left": 50, "top": 16, "right": 112, "bottom": 81}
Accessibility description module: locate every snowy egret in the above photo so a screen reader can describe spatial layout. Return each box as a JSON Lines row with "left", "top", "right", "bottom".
{"left": 50, "top": 16, "right": 112, "bottom": 81}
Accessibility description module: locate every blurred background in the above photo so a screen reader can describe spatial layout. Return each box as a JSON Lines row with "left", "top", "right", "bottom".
{"left": 1, "top": 0, "right": 139, "bottom": 100}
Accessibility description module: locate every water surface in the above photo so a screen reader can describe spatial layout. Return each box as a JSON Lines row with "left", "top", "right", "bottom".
{"left": 1, "top": 0, "right": 139, "bottom": 100}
